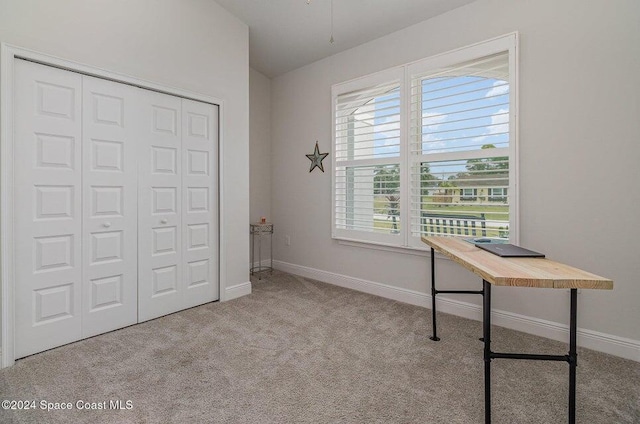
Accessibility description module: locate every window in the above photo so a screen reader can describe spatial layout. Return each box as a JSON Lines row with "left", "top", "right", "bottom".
{"left": 333, "top": 69, "right": 404, "bottom": 245}
{"left": 461, "top": 188, "right": 478, "bottom": 201}
{"left": 332, "top": 34, "right": 518, "bottom": 248}
{"left": 488, "top": 188, "right": 507, "bottom": 202}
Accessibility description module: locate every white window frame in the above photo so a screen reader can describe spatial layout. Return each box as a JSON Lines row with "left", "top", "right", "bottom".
{"left": 331, "top": 33, "right": 519, "bottom": 250}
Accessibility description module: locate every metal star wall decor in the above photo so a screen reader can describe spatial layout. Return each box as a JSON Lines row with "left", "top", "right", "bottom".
{"left": 306, "top": 141, "right": 329, "bottom": 173}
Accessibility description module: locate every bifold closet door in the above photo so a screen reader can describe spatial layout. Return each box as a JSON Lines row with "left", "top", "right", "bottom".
{"left": 138, "top": 95, "right": 219, "bottom": 322}
{"left": 138, "top": 91, "right": 184, "bottom": 322}
{"left": 14, "top": 59, "right": 219, "bottom": 357}
{"left": 13, "top": 61, "right": 140, "bottom": 358}
{"left": 14, "top": 60, "right": 83, "bottom": 358}
{"left": 81, "top": 75, "right": 138, "bottom": 337}
{"left": 182, "top": 99, "right": 219, "bottom": 308}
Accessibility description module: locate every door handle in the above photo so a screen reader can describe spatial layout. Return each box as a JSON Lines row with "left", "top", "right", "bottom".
{"left": 103, "top": 222, "right": 112, "bottom": 228}
{"left": 161, "top": 219, "right": 168, "bottom": 224}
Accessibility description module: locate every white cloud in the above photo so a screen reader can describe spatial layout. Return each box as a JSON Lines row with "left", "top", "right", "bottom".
{"left": 422, "top": 111, "right": 447, "bottom": 129}
{"left": 488, "top": 108, "right": 509, "bottom": 135}
{"left": 374, "top": 124, "right": 399, "bottom": 142}
{"left": 418, "top": 112, "right": 449, "bottom": 153}
{"left": 471, "top": 135, "right": 488, "bottom": 143}
{"left": 485, "top": 81, "right": 509, "bottom": 97}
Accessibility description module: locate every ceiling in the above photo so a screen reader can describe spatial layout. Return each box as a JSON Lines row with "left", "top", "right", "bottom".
{"left": 215, "top": 0, "right": 477, "bottom": 78}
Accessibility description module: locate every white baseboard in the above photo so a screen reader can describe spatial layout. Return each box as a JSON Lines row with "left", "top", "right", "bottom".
{"left": 273, "top": 260, "right": 640, "bottom": 362}
{"left": 224, "top": 281, "right": 252, "bottom": 301}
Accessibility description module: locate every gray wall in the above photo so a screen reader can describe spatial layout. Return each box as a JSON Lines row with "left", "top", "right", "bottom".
{"left": 0, "top": 0, "right": 250, "bottom": 347}
{"left": 271, "top": 0, "right": 640, "bottom": 345}
{"left": 250, "top": 68, "right": 272, "bottom": 263}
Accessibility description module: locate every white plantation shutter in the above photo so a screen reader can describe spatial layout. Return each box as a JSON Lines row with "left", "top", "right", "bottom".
{"left": 333, "top": 73, "right": 404, "bottom": 244}
{"left": 408, "top": 50, "right": 514, "bottom": 244}
{"left": 331, "top": 34, "right": 517, "bottom": 248}
{"left": 335, "top": 81, "right": 401, "bottom": 161}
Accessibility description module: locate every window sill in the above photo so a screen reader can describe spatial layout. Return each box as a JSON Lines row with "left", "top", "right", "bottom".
{"left": 334, "top": 237, "right": 451, "bottom": 261}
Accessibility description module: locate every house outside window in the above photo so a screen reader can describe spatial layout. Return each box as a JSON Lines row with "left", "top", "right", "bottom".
{"left": 461, "top": 188, "right": 478, "bottom": 202}
{"left": 332, "top": 33, "right": 518, "bottom": 248}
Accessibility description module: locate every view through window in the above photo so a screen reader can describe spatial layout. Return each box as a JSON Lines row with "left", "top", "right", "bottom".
{"left": 410, "top": 52, "right": 511, "bottom": 241}
{"left": 332, "top": 35, "right": 517, "bottom": 247}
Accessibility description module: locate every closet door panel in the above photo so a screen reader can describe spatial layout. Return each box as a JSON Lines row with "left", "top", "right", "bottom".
{"left": 138, "top": 91, "right": 183, "bottom": 322}
{"left": 182, "top": 99, "right": 219, "bottom": 307}
{"left": 81, "top": 76, "right": 138, "bottom": 337}
{"left": 14, "top": 60, "right": 83, "bottom": 358}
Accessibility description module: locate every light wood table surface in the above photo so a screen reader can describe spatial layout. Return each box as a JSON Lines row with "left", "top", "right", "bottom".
{"left": 420, "top": 235, "right": 613, "bottom": 424}
{"left": 422, "top": 236, "right": 613, "bottom": 290}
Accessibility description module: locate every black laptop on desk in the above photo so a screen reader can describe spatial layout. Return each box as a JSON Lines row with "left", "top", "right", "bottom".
{"left": 475, "top": 243, "right": 545, "bottom": 258}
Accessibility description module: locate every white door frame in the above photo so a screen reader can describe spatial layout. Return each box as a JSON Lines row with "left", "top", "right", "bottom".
{"left": 0, "top": 43, "right": 226, "bottom": 368}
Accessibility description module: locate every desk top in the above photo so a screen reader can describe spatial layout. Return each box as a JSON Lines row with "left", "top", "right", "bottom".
{"left": 421, "top": 236, "right": 613, "bottom": 290}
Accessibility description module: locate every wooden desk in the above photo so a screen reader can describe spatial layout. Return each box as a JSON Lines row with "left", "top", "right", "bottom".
{"left": 421, "top": 236, "right": 613, "bottom": 424}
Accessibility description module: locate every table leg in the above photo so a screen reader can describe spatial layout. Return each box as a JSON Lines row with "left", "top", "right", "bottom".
{"left": 569, "top": 288, "right": 577, "bottom": 424}
{"left": 429, "top": 247, "right": 483, "bottom": 341}
{"left": 430, "top": 248, "right": 440, "bottom": 341}
{"left": 483, "top": 279, "right": 492, "bottom": 423}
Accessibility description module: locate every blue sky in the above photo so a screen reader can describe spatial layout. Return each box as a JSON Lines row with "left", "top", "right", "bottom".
{"left": 370, "top": 75, "right": 509, "bottom": 175}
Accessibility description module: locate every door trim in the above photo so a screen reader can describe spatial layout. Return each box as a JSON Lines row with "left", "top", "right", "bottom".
{"left": 1, "top": 43, "right": 225, "bottom": 368}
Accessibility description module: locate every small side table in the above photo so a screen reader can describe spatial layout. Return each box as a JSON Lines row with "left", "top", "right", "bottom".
{"left": 250, "top": 223, "right": 273, "bottom": 278}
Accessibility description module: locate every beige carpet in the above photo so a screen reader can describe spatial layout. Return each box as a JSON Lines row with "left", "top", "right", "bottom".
{"left": 1, "top": 270, "right": 639, "bottom": 423}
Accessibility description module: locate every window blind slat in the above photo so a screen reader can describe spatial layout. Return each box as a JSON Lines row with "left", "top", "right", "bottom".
{"left": 410, "top": 102, "right": 509, "bottom": 124}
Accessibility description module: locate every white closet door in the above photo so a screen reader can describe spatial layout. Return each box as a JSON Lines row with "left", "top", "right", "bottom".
{"left": 138, "top": 90, "right": 183, "bottom": 322}
{"left": 81, "top": 76, "right": 138, "bottom": 337}
{"left": 182, "top": 99, "right": 219, "bottom": 307}
{"left": 14, "top": 60, "right": 83, "bottom": 358}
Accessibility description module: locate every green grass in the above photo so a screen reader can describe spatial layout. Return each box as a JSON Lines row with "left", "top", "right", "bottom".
{"left": 372, "top": 195, "right": 509, "bottom": 237}
{"left": 421, "top": 196, "right": 508, "bottom": 221}
{"left": 374, "top": 219, "right": 395, "bottom": 230}
{"left": 373, "top": 196, "right": 508, "bottom": 221}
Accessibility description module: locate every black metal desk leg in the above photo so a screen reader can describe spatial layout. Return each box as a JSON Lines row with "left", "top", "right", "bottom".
{"left": 569, "top": 288, "right": 578, "bottom": 424}
{"left": 483, "top": 280, "right": 492, "bottom": 423}
{"left": 429, "top": 248, "right": 440, "bottom": 341}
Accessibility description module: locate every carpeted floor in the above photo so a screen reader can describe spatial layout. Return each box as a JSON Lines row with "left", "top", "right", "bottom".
{"left": 1, "top": 270, "right": 639, "bottom": 423}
